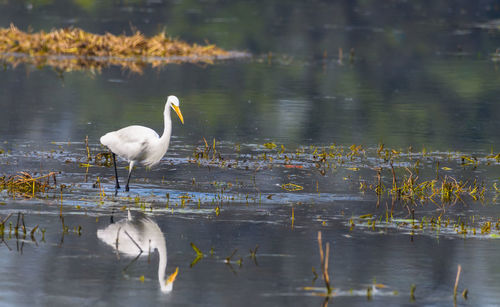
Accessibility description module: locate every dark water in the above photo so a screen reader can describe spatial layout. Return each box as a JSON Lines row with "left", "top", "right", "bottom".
{"left": 1, "top": 0, "right": 500, "bottom": 150}
{"left": 1, "top": 1, "right": 500, "bottom": 306}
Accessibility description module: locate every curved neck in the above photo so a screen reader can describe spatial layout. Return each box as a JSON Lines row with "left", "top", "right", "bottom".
{"left": 156, "top": 235, "right": 169, "bottom": 291}
{"left": 158, "top": 104, "right": 172, "bottom": 152}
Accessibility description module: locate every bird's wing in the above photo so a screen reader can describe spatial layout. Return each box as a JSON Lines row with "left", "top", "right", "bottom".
{"left": 97, "top": 220, "right": 148, "bottom": 256}
{"left": 101, "top": 125, "right": 159, "bottom": 161}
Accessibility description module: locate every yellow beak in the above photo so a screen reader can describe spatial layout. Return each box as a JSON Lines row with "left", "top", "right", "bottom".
{"left": 166, "top": 267, "right": 179, "bottom": 285}
{"left": 172, "top": 105, "right": 184, "bottom": 124}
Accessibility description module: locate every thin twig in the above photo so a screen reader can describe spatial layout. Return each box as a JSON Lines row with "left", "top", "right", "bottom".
{"left": 15, "top": 212, "right": 20, "bottom": 234}
{"left": 324, "top": 242, "right": 331, "bottom": 292}
{"left": 122, "top": 252, "right": 142, "bottom": 275}
{"left": 0, "top": 213, "right": 12, "bottom": 225}
{"left": 21, "top": 213, "right": 26, "bottom": 235}
{"left": 318, "top": 231, "right": 324, "bottom": 269}
{"left": 1, "top": 239, "right": 12, "bottom": 251}
{"left": 317, "top": 231, "right": 332, "bottom": 294}
{"left": 225, "top": 248, "right": 238, "bottom": 263}
{"left": 85, "top": 135, "right": 91, "bottom": 162}
{"left": 124, "top": 230, "right": 143, "bottom": 253}
{"left": 454, "top": 264, "right": 462, "bottom": 298}
{"left": 115, "top": 227, "right": 121, "bottom": 260}
{"left": 30, "top": 225, "right": 39, "bottom": 239}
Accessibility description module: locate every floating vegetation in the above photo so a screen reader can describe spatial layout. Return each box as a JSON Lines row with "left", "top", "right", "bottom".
{"left": 373, "top": 172, "right": 487, "bottom": 204}
{"left": 1, "top": 140, "right": 499, "bottom": 240}
{"left": 0, "top": 139, "right": 497, "bottom": 304}
{"left": 70, "top": 139, "right": 499, "bottom": 219}
{"left": 0, "top": 24, "right": 244, "bottom": 73}
{"left": 190, "top": 242, "right": 204, "bottom": 267}
{"left": 263, "top": 142, "right": 277, "bottom": 150}
{"left": 0, "top": 171, "right": 58, "bottom": 198}
{"left": 281, "top": 183, "right": 304, "bottom": 191}
{"left": 93, "top": 152, "right": 113, "bottom": 167}
{"left": 190, "top": 137, "right": 225, "bottom": 165}
{"left": 348, "top": 213, "right": 500, "bottom": 239}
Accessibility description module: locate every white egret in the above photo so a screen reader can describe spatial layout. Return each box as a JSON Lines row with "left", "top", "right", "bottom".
{"left": 97, "top": 211, "right": 178, "bottom": 293}
{"left": 100, "top": 95, "right": 184, "bottom": 192}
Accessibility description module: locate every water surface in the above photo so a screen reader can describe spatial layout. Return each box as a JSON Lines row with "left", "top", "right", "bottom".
{"left": 1, "top": 1, "right": 500, "bottom": 306}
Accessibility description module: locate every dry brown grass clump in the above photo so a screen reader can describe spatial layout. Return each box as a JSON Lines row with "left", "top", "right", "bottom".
{"left": 0, "top": 24, "right": 231, "bottom": 72}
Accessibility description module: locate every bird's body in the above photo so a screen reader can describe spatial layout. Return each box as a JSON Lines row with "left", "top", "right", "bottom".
{"left": 100, "top": 95, "right": 184, "bottom": 192}
{"left": 97, "top": 211, "right": 178, "bottom": 292}
{"left": 100, "top": 125, "right": 164, "bottom": 167}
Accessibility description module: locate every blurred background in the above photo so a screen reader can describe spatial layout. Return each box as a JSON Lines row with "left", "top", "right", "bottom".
{"left": 1, "top": 0, "right": 499, "bottom": 149}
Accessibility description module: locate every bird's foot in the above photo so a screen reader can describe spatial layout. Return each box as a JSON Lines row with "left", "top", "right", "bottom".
{"left": 125, "top": 185, "right": 130, "bottom": 192}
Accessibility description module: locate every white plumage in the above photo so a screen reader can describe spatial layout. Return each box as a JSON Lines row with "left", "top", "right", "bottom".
{"left": 100, "top": 95, "right": 184, "bottom": 191}
{"left": 97, "top": 211, "right": 178, "bottom": 293}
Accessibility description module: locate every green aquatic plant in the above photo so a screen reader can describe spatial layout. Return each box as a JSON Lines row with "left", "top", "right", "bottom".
{"left": 0, "top": 171, "right": 58, "bottom": 198}
{"left": 410, "top": 284, "right": 416, "bottom": 302}
{"left": 367, "top": 160, "right": 488, "bottom": 205}
{"left": 311, "top": 267, "right": 319, "bottom": 282}
{"left": 224, "top": 248, "right": 238, "bottom": 264}
{"left": 263, "top": 142, "right": 277, "bottom": 150}
{"left": 190, "top": 242, "right": 204, "bottom": 267}
{"left": 191, "top": 137, "right": 224, "bottom": 164}
{"left": 349, "top": 212, "right": 500, "bottom": 239}
{"left": 94, "top": 152, "right": 112, "bottom": 167}
{"left": 249, "top": 245, "right": 259, "bottom": 265}
{"left": 281, "top": 183, "right": 304, "bottom": 191}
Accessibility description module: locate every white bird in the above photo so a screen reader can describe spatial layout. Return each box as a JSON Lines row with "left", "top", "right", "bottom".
{"left": 100, "top": 95, "right": 184, "bottom": 192}
{"left": 97, "top": 211, "right": 179, "bottom": 293}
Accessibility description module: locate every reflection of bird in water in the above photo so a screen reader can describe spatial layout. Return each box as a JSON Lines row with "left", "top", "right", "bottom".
{"left": 100, "top": 95, "right": 184, "bottom": 192}
{"left": 97, "top": 211, "right": 178, "bottom": 293}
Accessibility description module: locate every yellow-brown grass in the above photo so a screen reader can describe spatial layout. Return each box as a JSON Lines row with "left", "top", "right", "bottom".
{"left": 0, "top": 171, "right": 57, "bottom": 198}
{"left": 0, "top": 24, "right": 230, "bottom": 72}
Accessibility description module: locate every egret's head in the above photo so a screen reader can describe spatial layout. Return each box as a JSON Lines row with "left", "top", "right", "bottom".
{"left": 166, "top": 95, "right": 184, "bottom": 124}
{"left": 167, "top": 95, "right": 180, "bottom": 107}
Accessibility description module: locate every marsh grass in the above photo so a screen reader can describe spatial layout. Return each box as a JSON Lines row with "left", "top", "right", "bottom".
{"left": 349, "top": 212, "right": 500, "bottom": 239}
{"left": 0, "top": 24, "right": 233, "bottom": 73}
{"left": 1, "top": 140, "right": 497, "bottom": 239}
{"left": 191, "top": 137, "right": 224, "bottom": 164}
{"left": 0, "top": 171, "right": 58, "bottom": 198}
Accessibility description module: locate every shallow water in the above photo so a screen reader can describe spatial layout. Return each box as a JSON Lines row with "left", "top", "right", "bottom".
{"left": 1, "top": 1, "right": 500, "bottom": 306}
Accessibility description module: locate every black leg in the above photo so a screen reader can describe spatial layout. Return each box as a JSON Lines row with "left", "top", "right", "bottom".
{"left": 112, "top": 152, "right": 120, "bottom": 190}
{"left": 125, "top": 167, "right": 133, "bottom": 192}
